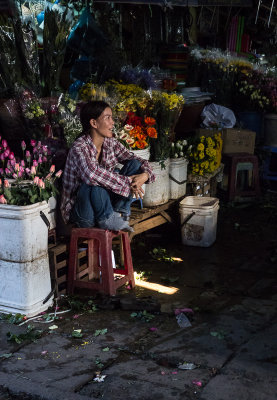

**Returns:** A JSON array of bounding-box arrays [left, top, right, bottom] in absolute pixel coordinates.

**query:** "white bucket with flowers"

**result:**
[[0, 138, 62, 317], [169, 140, 189, 200]]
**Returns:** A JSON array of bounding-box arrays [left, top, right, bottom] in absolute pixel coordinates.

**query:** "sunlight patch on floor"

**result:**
[[135, 279, 179, 295]]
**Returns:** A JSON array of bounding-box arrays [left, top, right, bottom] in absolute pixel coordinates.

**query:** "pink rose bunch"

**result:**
[[0, 138, 52, 181], [0, 137, 63, 206]]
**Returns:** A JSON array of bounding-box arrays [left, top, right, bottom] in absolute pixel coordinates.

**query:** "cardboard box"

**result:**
[[196, 128, 256, 154], [222, 128, 256, 154]]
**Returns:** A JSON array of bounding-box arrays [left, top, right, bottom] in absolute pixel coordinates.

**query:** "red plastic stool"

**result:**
[[67, 228, 135, 296], [221, 153, 260, 201]]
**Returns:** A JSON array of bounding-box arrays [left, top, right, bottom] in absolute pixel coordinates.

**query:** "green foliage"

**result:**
[[72, 329, 83, 338], [0, 313, 26, 324], [93, 328, 108, 337], [67, 296, 98, 313], [149, 247, 176, 263], [130, 310, 155, 323], [7, 325, 42, 344]]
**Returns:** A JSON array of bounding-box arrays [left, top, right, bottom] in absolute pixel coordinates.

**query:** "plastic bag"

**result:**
[[201, 103, 236, 128]]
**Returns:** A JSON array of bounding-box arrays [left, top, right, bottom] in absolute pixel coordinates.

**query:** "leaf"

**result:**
[[94, 328, 107, 337], [72, 330, 83, 338], [102, 347, 110, 352], [48, 325, 58, 330], [0, 353, 13, 359]]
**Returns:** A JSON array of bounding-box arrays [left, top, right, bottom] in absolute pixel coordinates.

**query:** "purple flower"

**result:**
[[21, 160, 25, 167], [9, 152, 14, 160], [2, 139, 7, 148], [25, 167, 30, 175], [30, 139, 36, 147], [33, 160, 38, 167], [21, 141, 26, 150]]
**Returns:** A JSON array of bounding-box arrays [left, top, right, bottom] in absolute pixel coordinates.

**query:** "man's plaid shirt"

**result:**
[[60, 134, 155, 223]]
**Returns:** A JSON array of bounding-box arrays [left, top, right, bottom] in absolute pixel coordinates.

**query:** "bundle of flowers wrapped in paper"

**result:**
[[188, 132, 223, 176], [0, 137, 62, 205], [115, 112, 157, 150]]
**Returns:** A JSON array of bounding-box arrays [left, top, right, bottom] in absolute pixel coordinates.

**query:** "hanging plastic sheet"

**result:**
[[67, 7, 108, 56]]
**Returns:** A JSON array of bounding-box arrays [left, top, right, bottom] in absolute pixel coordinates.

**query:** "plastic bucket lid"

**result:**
[[179, 196, 219, 210]]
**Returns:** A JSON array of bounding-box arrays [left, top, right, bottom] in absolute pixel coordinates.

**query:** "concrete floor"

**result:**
[[0, 192, 276, 400]]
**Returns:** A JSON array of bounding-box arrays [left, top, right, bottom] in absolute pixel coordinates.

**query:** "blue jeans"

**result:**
[[70, 159, 142, 228]]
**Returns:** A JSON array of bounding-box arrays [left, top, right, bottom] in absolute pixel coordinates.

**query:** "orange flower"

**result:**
[[133, 140, 148, 149], [130, 126, 143, 137], [146, 127, 157, 138], [144, 117, 156, 126]]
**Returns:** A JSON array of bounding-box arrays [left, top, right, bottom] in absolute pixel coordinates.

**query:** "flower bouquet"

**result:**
[[51, 94, 82, 147], [0, 137, 62, 206], [170, 139, 189, 159], [18, 90, 47, 140], [148, 90, 185, 162], [187, 132, 223, 176], [114, 112, 157, 151]]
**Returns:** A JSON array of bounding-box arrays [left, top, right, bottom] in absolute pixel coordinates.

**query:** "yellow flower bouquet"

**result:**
[[188, 132, 223, 176]]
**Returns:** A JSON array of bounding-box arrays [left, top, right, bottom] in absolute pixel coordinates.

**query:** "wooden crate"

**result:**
[[129, 200, 176, 240], [187, 164, 224, 197], [48, 240, 93, 297]]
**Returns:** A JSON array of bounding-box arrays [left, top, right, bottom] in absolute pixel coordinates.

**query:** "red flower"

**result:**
[[144, 117, 156, 126], [146, 127, 157, 138]]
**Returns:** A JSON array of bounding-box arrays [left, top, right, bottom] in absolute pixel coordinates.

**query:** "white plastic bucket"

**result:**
[[179, 196, 219, 247], [47, 196, 57, 230], [143, 159, 170, 206], [132, 147, 150, 161], [0, 201, 53, 316], [169, 157, 188, 199], [132, 148, 150, 198]]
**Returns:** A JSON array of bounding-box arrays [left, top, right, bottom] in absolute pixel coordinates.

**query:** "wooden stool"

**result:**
[[67, 228, 135, 296], [221, 153, 260, 201]]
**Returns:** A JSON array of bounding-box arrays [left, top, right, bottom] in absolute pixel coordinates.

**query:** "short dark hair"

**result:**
[[80, 100, 111, 134]]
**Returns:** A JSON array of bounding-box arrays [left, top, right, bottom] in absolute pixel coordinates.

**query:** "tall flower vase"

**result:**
[[143, 159, 170, 206], [0, 201, 53, 317]]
